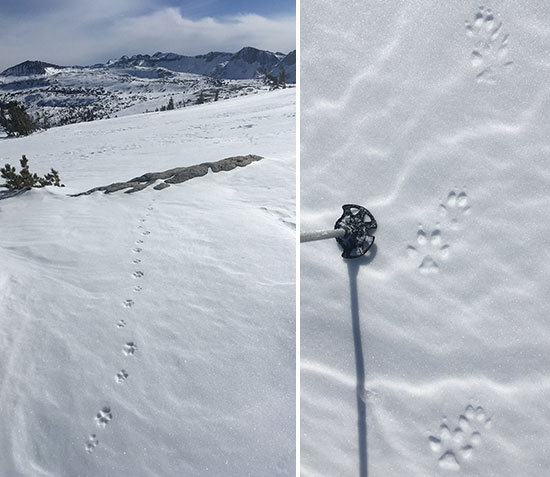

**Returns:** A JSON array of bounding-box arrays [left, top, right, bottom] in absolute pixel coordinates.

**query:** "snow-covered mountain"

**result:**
[[1, 60, 62, 77], [0, 47, 295, 132], [0, 88, 296, 476], [1, 47, 296, 82], [103, 47, 295, 82]]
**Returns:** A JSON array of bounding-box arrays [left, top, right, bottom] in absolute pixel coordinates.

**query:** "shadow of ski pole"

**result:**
[[346, 244, 377, 477]]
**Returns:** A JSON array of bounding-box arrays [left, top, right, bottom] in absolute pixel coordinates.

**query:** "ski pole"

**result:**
[[300, 228, 346, 243], [300, 204, 377, 259]]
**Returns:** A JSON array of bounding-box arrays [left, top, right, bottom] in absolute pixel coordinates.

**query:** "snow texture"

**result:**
[[0, 89, 295, 476], [301, 1, 550, 476]]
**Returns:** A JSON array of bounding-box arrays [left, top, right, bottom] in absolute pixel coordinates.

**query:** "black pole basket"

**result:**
[[334, 204, 377, 259]]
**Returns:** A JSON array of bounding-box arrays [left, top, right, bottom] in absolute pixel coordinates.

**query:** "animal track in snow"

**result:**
[[142, 230, 151, 236], [123, 299, 135, 308], [117, 319, 126, 328], [465, 6, 513, 84], [429, 405, 492, 470], [116, 369, 129, 383], [134, 285, 142, 292], [85, 434, 99, 453], [132, 258, 141, 264], [123, 342, 137, 356], [132, 247, 142, 253], [135, 239, 144, 244], [439, 191, 471, 229], [132, 271, 144, 279], [95, 407, 113, 427], [407, 225, 450, 274]]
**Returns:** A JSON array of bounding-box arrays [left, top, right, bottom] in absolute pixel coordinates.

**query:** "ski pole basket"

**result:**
[[300, 204, 377, 259]]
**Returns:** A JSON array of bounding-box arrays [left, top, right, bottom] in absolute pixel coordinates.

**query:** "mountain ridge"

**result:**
[[1, 46, 296, 82]]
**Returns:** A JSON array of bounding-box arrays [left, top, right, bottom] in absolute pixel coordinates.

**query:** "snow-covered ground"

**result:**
[[0, 89, 295, 475], [301, 1, 550, 476]]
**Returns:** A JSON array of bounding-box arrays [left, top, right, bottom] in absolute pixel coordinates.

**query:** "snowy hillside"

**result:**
[[0, 89, 295, 476], [301, 2, 550, 476]]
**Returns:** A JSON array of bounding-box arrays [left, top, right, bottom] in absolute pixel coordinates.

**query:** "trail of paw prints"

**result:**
[[439, 190, 471, 230], [465, 6, 513, 84], [428, 405, 492, 470], [84, 406, 113, 453], [407, 225, 450, 274]]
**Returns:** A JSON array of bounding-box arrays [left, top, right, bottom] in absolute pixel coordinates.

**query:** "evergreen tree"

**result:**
[[279, 68, 286, 89], [0, 155, 64, 190], [167, 96, 175, 110], [196, 92, 205, 105], [0, 102, 39, 137]]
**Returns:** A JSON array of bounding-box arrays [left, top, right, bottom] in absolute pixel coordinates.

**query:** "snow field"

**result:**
[[0, 89, 295, 476], [301, 1, 550, 476]]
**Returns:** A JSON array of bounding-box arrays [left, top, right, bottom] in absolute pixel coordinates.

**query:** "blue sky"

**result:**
[[0, 0, 295, 72]]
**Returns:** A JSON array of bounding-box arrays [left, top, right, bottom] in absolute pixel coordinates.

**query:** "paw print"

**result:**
[[94, 407, 112, 428], [85, 434, 99, 453], [123, 342, 137, 356], [407, 225, 449, 274], [428, 405, 492, 470], [439, 191, 471, 229], [116, 369, 129, 383], [465, 6, 513, 84]]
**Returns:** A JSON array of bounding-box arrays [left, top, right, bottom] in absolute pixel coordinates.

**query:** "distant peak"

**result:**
[[1, 60, 62, 76]]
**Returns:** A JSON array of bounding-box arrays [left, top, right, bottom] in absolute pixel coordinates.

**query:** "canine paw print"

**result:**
[[95, 407, 112, 428], [407, 225, 450, 274], [439, 191, 471, 229], [465, 6, 513, 84], [85, 434, 99, 453], [115, 369, 129, 383], [428, 405, 492, 470], [123, 342, 137, 356]]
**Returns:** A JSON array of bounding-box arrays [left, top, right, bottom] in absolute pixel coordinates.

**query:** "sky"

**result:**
[[0, 0, 296, 72]]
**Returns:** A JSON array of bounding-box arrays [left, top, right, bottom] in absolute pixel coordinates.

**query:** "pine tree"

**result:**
[[0, 155, 64, 190], [167, 96, 175, 110], [0, 102, 39, 137], [279, 68, 286, 89]]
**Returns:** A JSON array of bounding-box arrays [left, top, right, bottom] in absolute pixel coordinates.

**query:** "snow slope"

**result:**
[[301, 1, 550, 476], [0, 89, 295, 476]]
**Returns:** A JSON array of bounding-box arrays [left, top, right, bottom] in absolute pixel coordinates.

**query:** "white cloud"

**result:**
[[0, 5, 295, 71]]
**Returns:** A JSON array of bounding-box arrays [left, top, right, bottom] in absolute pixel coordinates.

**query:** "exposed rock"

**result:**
[[71, 154, 263, 196]]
